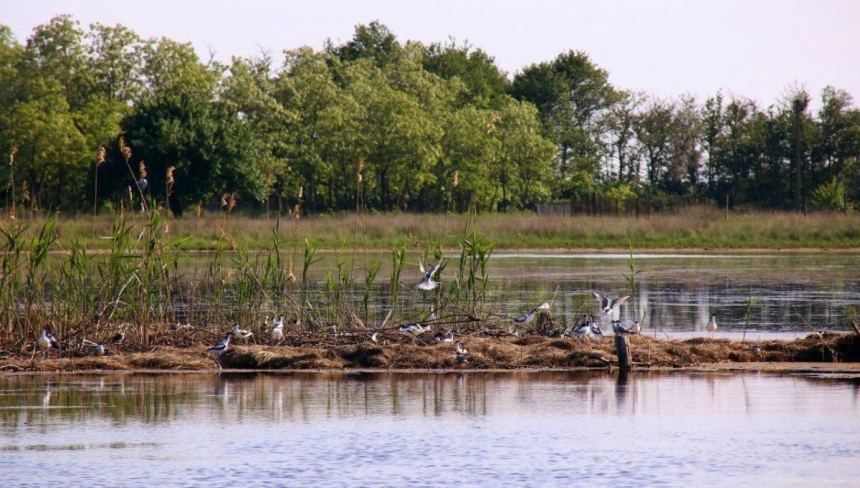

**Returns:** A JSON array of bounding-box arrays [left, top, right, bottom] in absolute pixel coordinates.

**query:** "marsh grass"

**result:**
[[10, 206, 860, 251]]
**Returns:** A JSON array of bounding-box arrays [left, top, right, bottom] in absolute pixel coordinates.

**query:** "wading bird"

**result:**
[[436, 331, 455, 343], [567, 319, 591, 340], [416, 259, 444, 290], [455, 341, 469, 355], [400, 323, 431, 343], [513, 309, 537, 326], [206, 333, 233, 369], [37, 329, 60, 358], [590, 316, 604, 336], [706, 314, 717, 336], [231, 324, 253, 342], [592, 292, 630, 318], [271, 315, 285, 344]]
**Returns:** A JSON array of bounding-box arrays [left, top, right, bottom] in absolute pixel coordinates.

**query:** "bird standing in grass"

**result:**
[[271, 315, 284, 344], [436, 331, 455, 343], [400, 323, 430, 341], [206, 333, 233, 369], [231, 324, 253, 343], [592, 292, 630, 318], [706, 314, 717, 336], [416, 259, 443, 290], [37, 329, 60, 358], [513, 309, 537, 326], [455, 341, 469, 355], [590, 316, 604, 336]]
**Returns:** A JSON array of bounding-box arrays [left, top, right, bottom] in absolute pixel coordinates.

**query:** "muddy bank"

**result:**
[[3, 332, 859, 373]]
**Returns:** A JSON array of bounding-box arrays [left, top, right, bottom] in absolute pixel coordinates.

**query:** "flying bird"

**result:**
[[416, 259, 444, 290], [592, 292, 630, 318]]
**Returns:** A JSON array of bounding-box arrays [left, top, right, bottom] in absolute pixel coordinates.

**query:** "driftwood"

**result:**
[[614, 335, 632, 370]]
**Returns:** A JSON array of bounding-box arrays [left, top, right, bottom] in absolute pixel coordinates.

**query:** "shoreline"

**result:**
[[4, 333, 858, 375]]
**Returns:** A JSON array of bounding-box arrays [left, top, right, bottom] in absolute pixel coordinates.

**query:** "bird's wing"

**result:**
[[611, 296, 631, 308], [418, 259, 426, 274], [428, 260, 443, 276], [592, 292, 609, 309]]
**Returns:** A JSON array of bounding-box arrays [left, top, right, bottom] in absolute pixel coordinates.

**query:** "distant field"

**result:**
[[10, 206, 860, 251]]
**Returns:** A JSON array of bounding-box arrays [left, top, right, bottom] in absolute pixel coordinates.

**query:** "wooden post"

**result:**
[[614, 335, 632, 370]]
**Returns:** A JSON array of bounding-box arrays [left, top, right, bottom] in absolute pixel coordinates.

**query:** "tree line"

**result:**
[[1, 16, 858, 215]]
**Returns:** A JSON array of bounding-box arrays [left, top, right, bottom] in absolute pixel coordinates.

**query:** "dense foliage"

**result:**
[[1, 16, 859, 214]]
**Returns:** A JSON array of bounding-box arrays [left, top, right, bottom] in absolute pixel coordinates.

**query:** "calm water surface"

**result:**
[[2, 372, 860, 487]]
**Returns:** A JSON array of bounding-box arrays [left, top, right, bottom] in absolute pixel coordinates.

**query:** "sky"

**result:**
[[4, 0, 859, 109]]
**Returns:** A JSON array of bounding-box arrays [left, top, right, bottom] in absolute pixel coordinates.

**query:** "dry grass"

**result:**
[[3, 332, 858, 373]]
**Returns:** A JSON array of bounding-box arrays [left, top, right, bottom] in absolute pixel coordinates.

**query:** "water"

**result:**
[[2, 372, 860, 486], [476, 252, 860, 336]]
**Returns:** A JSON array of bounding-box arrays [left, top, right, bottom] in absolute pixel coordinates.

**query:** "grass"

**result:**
[[10, 206, 860, 251], [4, 332, 858, 372]]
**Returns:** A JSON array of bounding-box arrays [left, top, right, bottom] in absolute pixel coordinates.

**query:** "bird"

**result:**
[[630, 321, 642, 334], [138, 177, 148, 192], [513, 309, 537, 326], [456, 352, 468, 363], [231, 324, 253, 342], [745, 345, 761, 353], [589, 315, 604, 336], [568, 320, 591, 340], [416, 259, 443, 290], [436, 331, 455, 343], [110, 328, 125, 345], [536, 301, 551, 311], [426, 308, 437, 322], [206, 333, 233, 369], [592, 292, 630, 318], [271, 315, 284, 344], [370, 332, 379, 343], [455, 341, 469, 355], [93, 344, 105, 357], [706, 314, 717, 336], [612, 320, 632, 335], [400, 323, 430, 342], [37, 329, 60, 358]]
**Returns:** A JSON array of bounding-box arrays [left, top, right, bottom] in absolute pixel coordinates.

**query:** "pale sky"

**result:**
[[4, 0, 860, 109]]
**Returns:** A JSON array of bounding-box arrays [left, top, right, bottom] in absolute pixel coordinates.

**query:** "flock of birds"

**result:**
[[34, 259, 721, 369]]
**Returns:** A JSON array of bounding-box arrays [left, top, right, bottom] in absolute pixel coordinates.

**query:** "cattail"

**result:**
[[96, 145, 106, 167], [292, 204, 301, 220], [220, 193, 229, 209], [10, 146, 18, 166], [228, 192, 237, 212], [166, 166, 175, 186], [298, 185, 303, 199], [357, 158, 365, 183], [21, 181, 29, 203], [138, 161, 147, 180], [119, 137, 132, 162], [451, 170, 460, 189]]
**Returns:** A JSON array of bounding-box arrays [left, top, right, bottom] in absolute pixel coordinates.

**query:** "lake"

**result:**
[[2, 371, 859, 487]]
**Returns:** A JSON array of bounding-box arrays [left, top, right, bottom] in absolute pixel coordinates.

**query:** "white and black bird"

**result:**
[[630, 320, 642, 335], [400, 323, 430, 339], [455, 340, 469, 355], [110, 328, 126, 345], [37, 329, 60, 358], [370, 332, 379, 344], [231, 324, 254, 342], [436, 331, 455, 343], [513, 309, 537, 326], [455, 351, 468, 363], [271, 315, 285, 344], [706, 314, 717, 336], [138, 177, 148, 192], [416, 259, 443, 290], [589, 315, 604, 336], [612, 320, 632, 335], [206, 333, 233, 369], [592, 292, 631, 318], [568, 320, 591, 340]]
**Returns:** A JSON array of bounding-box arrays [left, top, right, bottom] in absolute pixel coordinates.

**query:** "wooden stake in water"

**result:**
[[615, 335, 632, 371]]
